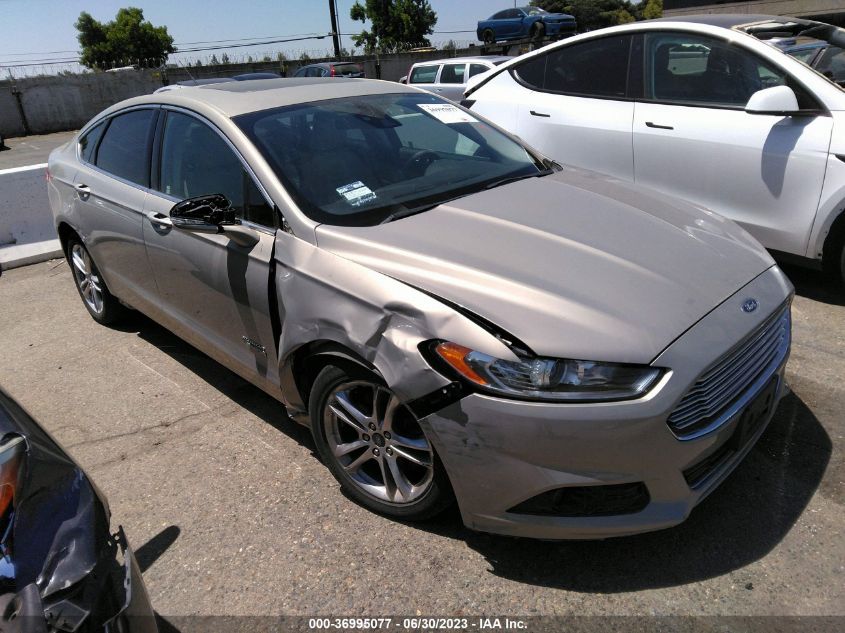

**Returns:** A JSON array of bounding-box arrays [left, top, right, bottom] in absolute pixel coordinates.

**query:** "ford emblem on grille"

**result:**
[[742, 298, 759, 313]]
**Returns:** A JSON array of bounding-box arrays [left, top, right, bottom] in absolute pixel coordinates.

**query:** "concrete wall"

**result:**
[[0, 164, 62, 271], [664, 0, 845, 23], [0, 46, 494, 139], [0, 164, 53, 247], [0, 70, 163, 138]]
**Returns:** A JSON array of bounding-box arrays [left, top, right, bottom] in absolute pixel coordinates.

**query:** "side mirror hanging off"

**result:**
[[169, 194, 235, 232]]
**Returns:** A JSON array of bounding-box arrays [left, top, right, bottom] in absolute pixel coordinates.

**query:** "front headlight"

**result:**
[[433, 342, 662, 402]]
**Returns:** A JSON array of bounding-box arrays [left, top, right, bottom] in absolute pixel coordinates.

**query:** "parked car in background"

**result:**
[[779, 40, 845, 86], [0, 388, 156, 632], [405, 56, 511, 100], [293, 62, 364, 78], [232, 72, 282, 81], [154, 77, 232, 93], [465, 14, 845, 283], [477, 6, 576, 44], [47, 78, 792, 539]]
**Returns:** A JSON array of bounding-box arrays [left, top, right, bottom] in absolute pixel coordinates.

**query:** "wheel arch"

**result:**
[[56, 221, 80, 256], [280, 340, 385, 421], [820, 202, 845, 276]]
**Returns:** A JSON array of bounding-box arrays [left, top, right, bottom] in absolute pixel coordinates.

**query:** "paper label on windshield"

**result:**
[[417, 103, 478, 124], [336, 181, 377, 207]]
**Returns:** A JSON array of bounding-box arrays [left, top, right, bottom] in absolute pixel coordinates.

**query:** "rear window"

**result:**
[[410, 65, 439, 84], [95, 109, 156, 186], [334, 64, 363, 77]]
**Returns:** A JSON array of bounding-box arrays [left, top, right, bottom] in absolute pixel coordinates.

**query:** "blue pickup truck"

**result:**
[[477, 6, 576, 44]]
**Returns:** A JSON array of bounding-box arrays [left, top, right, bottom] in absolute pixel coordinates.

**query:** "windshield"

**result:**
[[235, 92, 544, 226], [525, 7, 548, 16]]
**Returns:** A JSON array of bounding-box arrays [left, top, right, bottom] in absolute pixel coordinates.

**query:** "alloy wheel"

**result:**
[[323, 380, 434, 505], [70, 243, 104, 315]]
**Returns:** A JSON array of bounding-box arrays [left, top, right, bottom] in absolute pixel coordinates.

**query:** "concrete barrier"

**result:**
[[0, 164, 62, 272]]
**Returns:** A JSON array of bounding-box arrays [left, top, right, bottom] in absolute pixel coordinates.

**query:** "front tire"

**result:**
[[309, 364, 452, 520], [66, 237, 123, 325], [531, 22, 545, 40], [482, 29, 495, 45]]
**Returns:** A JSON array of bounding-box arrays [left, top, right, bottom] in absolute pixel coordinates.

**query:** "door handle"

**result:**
[[645, 121, 674, 130], [145, 211, 173, 229], [74, 184, 91, 198], [529, 110, 551, 118]]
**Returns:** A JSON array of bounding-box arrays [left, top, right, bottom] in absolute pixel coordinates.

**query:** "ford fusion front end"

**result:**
[[420, 268, 792, 539]]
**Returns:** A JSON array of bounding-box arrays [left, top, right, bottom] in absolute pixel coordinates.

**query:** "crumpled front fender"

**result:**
[[272, 232, 514, 413]]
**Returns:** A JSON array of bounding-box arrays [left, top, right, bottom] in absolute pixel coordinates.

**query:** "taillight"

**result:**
[[330, 66, 336, 77], [45, 167, 52, 182]]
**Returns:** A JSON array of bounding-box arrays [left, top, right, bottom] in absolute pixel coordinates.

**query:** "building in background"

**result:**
[[663, 1, 845, 26]]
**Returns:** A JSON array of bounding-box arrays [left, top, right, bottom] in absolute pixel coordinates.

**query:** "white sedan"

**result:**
[[464, 14, 845, 282]]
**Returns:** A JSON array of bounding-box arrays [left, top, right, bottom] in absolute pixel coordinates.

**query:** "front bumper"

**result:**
[[21, 529, 158, 633], [421, 266, 793, 539], [544, 20, 577, 36]]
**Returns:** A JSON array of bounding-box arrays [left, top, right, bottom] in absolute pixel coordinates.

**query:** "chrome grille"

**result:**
[[668, 306, 790, 439]]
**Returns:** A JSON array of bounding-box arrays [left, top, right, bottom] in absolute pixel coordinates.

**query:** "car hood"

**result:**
[[315, 169, 774, 364]]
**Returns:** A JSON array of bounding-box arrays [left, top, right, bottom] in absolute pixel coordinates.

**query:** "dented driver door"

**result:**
[[141, 108, 280, 389]]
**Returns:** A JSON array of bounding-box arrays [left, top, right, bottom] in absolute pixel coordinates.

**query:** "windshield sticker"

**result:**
[[417, 103, 478, 124], [336, 181, 377, 207]]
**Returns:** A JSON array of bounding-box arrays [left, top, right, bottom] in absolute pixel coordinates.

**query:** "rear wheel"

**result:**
[[309, 364, 452, 520], [67, 237, 123, 325], [482, 29, 495, 45]]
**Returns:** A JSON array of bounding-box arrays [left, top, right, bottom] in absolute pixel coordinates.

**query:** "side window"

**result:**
[[544, 35, 631, 97], [409, 65, 438, 84], [513, 36, 631, 98], [158, 112, 275, 228], [789, 48, 821, 65], [491, 11, 506, 19], [293, 67, 306, 77], [469, 63, 491, 78], [79, 121, 106, 164], [95, 109, 156, 186], [440, 64, 466, 84], [644, 32, 803, 108], [513, 54, 547, 89], [816, 45, 845, 85]]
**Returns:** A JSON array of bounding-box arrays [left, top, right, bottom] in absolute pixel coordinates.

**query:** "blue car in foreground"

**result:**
[[477, 6, 576, 44]]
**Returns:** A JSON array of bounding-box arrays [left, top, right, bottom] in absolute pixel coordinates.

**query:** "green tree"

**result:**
[[642, 0, 663, 20], [349, 0, 437, 53], [531, 0, 639, 32], [221, 53, 231, 64], [210, 54, 220, 65], [75, 7, 174, 69]]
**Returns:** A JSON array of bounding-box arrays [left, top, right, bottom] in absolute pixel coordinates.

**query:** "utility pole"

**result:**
[[328, 0, 342, 58]]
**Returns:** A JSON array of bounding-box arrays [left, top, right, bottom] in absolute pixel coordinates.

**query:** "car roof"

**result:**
[[413, 56, 513, 66], [110, 77, 419, 119], [651, 13, 821, 34], [304, 61, 360, 68]]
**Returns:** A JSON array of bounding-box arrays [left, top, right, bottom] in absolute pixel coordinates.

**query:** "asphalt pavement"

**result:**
[[0, 257, 842, 623]]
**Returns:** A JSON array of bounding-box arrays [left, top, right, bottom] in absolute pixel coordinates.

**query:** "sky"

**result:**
[[0, 0, 520, 75]]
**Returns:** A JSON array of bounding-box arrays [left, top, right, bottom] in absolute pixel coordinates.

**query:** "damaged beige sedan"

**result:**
[[47, 78, 793, 539]]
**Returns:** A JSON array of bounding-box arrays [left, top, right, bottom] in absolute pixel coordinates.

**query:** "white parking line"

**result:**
[[0, 163, 48, 176]]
